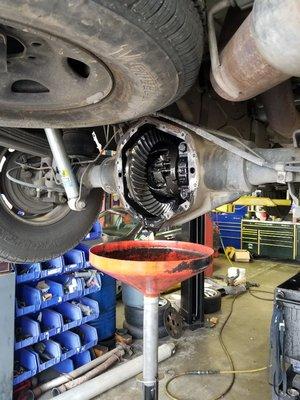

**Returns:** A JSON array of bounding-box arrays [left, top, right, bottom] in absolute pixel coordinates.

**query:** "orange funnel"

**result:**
[[90, 240, 214, 297]]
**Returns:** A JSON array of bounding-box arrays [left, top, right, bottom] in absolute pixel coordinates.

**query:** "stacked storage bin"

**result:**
[[88, 273, 116, 342], [78, 230, 117, 342], [14, 240, 101, 385]]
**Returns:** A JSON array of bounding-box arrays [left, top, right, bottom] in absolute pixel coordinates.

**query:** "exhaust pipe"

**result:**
[[209, 0, 300, 102]]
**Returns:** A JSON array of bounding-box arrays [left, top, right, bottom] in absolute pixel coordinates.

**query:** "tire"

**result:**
[[123, 320, 168, 339], [124, 299, 171, 328], [0, 187, 103, 263], [0, 0, 203, 128], [204, 289, 222, 314]]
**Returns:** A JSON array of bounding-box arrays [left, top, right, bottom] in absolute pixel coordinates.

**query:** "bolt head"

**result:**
[[178, 142, 187, 152], [77, 200, 86, 209]]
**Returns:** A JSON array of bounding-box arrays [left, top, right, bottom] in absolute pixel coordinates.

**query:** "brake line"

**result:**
[[6, 165, 65, 193]]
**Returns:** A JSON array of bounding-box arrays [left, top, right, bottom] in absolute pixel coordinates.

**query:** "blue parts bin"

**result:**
[[73, 324, 98, 352], [41, 257, 64, 278], [55, 331, 81, 360], [72, 350, 91, 368], [84, 221, 102, 240], [15, 247, 89, 290], [15, 317, 40, 351], [30, 340, 62, 372], [76, 270, 102, 296], [16, 285, 42, 317], [37, 280, 64, 309], [75, 243, 91, 267], [80, 239, 117, 342], [88, 274, 116, 341], [74, 297, 99, 324], [14, 240, 104, 385], [94, 308, 117, 342], [35, 309, 62, 341], [55, 302, 82, 331], [14, 349, 38, 386], [15, 263, 41, 284], [94, 283, 116, 311], [64, 249, 86, 272], [13, 222, 112, 386], [52, 275, 83, 301], [54, 358, 74, 374], [99, 273, 116, 288]]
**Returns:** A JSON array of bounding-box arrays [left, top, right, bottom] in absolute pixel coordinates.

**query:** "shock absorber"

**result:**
[[44, 128, 85, 211]]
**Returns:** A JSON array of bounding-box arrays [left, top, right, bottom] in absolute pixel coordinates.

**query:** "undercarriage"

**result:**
[[0, 0, 299, 263]]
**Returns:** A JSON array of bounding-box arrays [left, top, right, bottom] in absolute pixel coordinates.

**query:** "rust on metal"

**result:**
[[211, 15, 288, 102], [90, 240, 213, 297]]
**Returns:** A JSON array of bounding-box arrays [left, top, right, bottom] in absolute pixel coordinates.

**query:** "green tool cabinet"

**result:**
[[241, 220, 300, 261]]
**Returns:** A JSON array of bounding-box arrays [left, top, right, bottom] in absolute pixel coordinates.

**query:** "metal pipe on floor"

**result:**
[[53, 350, 124, 394], [143, 296, 159, 400], [28, 345, 126, 399], [53, 343, 175, 400]]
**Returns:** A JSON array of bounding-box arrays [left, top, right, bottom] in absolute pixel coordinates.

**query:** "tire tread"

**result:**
[[103, 0, 203, 99]]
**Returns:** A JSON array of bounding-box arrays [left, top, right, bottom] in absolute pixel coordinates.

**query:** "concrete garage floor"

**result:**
[[95, 256, 299, 400]]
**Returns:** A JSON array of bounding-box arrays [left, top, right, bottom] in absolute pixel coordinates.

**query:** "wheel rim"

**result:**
[[0, 20, 113, 113], [0, 149, 70, 226]]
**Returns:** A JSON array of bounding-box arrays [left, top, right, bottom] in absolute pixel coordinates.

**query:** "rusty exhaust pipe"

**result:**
[[209, 0, 300, 102]]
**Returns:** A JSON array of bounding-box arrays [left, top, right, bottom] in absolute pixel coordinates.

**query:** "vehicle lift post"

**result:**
[[181, 216, 206, 328]]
